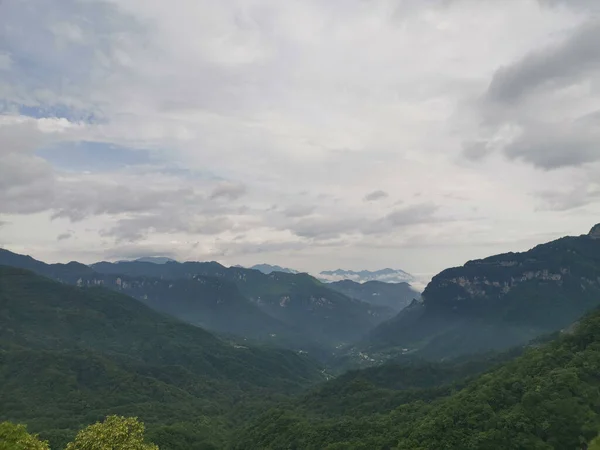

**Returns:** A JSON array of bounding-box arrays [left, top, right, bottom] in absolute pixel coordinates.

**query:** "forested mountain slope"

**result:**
[[233, 304, 600, 449], [91, 259, 395, 344], [0, 249, 299, 347], [355, 225, 600, 361], [0, 266, 324, 448], [0, 249, 392, 349]]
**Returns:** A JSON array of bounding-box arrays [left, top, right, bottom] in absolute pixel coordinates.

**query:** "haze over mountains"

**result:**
[[4, 223, 600, 367], [319, 268, 416, 284], [345, 224, 600, 365], [327, 280, 420, 312], [222, 263, 421, 287], [0, 249, 396, 357], [4, 225, 600, 448]]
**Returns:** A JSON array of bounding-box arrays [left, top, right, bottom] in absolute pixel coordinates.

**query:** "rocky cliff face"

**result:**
[[360, 226, 600, 360], [424, 263, 573, 310], [422, 231, 600, 313]]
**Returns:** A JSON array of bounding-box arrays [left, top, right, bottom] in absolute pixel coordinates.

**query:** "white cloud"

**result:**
[[1, 0, 600, 278]]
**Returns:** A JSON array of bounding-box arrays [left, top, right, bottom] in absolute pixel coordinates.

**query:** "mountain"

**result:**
[[233, 303, 600, 449], [90, 260, 395, 346], [0, 249, 299, 347], [0, 265, 325, 448], [249, 264, 299, 275], [133, 256, 176, 264], [356, 224, 600, 362], [319, 268, 415, 284], [0, 249, 394, 349], [327, 280, 420, 311]]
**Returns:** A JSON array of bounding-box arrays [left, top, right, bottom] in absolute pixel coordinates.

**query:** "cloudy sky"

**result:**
[[1, 0, 600, 280]]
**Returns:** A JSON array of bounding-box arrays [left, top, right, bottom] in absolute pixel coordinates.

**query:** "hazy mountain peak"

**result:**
[[113, 256, 177, 264], [133, 256, 177, 264], [248, 264, 299, 275], [590, 224, 600, 238], [319, 268, 415, 284]]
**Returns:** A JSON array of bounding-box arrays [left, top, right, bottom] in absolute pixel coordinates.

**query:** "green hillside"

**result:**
[[0, 266, 324, 448], [0, 249, 393, 350], [91, 260, 394, 345], [233, 305, 600, 449]]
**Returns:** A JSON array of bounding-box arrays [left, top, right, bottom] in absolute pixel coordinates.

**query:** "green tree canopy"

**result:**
[[65, 416, 158, 450], [0, 422, 49, 450]]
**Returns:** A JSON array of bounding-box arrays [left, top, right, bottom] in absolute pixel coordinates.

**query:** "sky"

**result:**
[[1, 0, 600, 281]]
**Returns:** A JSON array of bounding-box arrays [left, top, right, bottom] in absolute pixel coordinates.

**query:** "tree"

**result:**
[[0, 422, 49, 450], [65, 416, 158, 450]]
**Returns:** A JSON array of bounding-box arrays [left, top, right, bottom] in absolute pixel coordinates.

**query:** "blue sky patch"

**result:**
[[36, 141, 154, 172]]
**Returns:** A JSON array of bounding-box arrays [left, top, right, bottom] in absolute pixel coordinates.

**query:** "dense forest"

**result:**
[[233, 306, 600, 448], [0, 266, 324, 448]]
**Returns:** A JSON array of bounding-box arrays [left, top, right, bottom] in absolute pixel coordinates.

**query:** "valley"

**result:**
[[3, 225, 600, 448]]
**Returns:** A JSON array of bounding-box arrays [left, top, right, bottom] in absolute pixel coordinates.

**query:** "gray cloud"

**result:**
[[286, 203, 440, 240], [100, 213, 239, 243], [504, 120, 600, 169], [363, 190, 389, 202], [486, 20, 600, 104], [363, 203, 440, 235], [462, 140, 493, 161], [51, 184, 203, 222], [536, 188, 600, 211], [282, 204, 315, 218], [535, 174, 600, 210], [57, 232, 72, 241], [539, 0, 600, 11], [209, 182, 247, 201], [290, 216, 364, 240]]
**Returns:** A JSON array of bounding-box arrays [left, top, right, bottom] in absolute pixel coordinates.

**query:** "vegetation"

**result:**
[[90, 259, 395, 345], [233, 305, 600, 449], [0, 266, 323, 448], [65, 416, 157, 450], [1, 417, 156, 450], [0, 422, 49, 450], [0, 249, 393, 352]]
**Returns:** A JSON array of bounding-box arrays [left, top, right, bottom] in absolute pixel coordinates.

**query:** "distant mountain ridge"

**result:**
[[248, 264, 299, 274], [319, 268, 415, 284], [133, 256, 176, 264], [90, 259, 395, 347], [352, 224, 600, 362], [327, 280, 420, 312], [0, 249, 395, 353]]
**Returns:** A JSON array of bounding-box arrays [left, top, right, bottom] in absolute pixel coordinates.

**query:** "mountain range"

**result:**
[[318, 268, 416, 284], [326, 280, 420, 311], [347, 224, 600, 364], [0, 250, 395, 355], [0, 265, 324, 448], [248, 264, 299, 275], [5, 225, 600, 448]]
